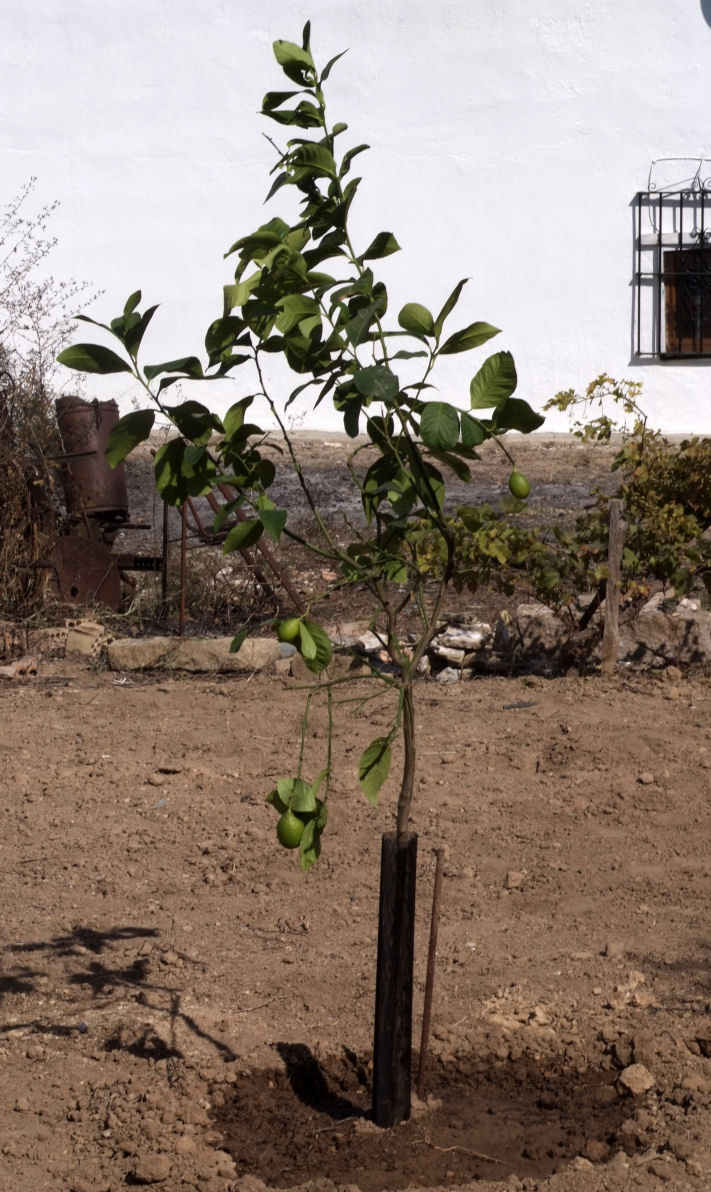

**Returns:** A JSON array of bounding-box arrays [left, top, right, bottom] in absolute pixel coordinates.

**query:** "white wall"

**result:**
[[4, 0, 711, 433]]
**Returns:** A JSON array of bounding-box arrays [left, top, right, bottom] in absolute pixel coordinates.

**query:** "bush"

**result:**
[[0, 181, 94, 616], [418, 375, 711, 621]]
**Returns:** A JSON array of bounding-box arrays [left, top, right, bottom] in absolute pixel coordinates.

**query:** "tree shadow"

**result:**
[[273, 1041, 364, 1121], [702, 1, 711, 29], [1, 923, 237, 1062], [629, 939, 711, 1001], [0, 966, 43, 996], [8, 924, 160, 960]]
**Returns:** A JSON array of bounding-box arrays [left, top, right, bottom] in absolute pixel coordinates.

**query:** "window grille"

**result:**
[[634, 159, 711, 359]]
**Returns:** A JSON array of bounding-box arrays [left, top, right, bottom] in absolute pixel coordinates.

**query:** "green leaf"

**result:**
[[398, 302, 435, 338], [290, 143, 336, 177], [433, 278, 468, 341], [320, 48, 348, 82], [311, 768, 328, 799], [457, 504, 485, 531], [359, 738, 392, 806], [223, 519, 264, 553], [229, 630, 250, 654], [272, 38, 315, 85], [144, 356, 204, 382], [339, 144, 369, 178], [426, 448, 472, 483], [300, 618, 333, 674], [181, 443, 218, 497], [297, 621, 317, 661], [205, 315, 246, 362], [153, 439, 187, 505], [222, 396, 254, 440], [354, 366, 399, 403], [276, 294, 321, 335], [344, 300, 383, 348], [299, 808, 327, 873], [57, 343, 132, 375], [124, 290, 142, 317], [420, 401, 460, 451], [492, 397, 545, 434], [123, 304, 159, 359], [258, 504, 288, 541], [276, 776, 297, 802], [460, 411, 487, 448], [290, 782, 317, 815], [105, 409, 156, 468], [266, 785, 290, 815], [166, 400, 223, 445], [360, 231, 400, 262], [262, 90, 301, 112], [440, 322, 500, 355], [470, 351, 518, 409]]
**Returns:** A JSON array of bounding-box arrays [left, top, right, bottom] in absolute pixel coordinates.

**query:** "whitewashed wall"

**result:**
[[4, 0, 711, 433]]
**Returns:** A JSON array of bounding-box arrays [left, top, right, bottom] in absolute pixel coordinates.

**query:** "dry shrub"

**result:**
[[0, 181, 95, 616]]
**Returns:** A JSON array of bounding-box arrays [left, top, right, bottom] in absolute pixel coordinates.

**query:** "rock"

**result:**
[[582, 1139, 609, 1162], [504, 870, 526, 890], [435, 667, 460, 683], [637, 771, 655, 785], [619, 606, 711, 667], [432, 644, 466, 664], [434, 624, 492, 650], [132, 1153, 172, 1184], [679, 1071, 711, 1093], [69, 1172, 110, 1192], [603, 939, 625, 958], [618, 1063, 655, 1096], [569, 1156, 594, 1171], [107, 635, 281, 673], [647, 1157, 679, 1181], [495, 603, 571, 662]]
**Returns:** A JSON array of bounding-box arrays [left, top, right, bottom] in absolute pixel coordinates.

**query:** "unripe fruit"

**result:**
[[277, 617, 301, 643], [276, 809, 305, 849], [508, 469, 531, 499]]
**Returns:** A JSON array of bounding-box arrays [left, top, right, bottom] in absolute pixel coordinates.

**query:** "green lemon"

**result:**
[[508, 469, 531, 500], [276, 810, 305, 849], [277, 617, 301, 643]]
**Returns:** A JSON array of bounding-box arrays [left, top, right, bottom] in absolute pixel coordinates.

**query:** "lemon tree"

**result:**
[[58, 23, 543, 1124]]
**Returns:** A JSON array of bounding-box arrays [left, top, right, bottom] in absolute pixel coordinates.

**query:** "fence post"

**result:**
[[601, 499, 626, 675]]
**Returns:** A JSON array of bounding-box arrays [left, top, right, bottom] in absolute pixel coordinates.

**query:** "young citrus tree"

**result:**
[[59, 24, 543, 1122]]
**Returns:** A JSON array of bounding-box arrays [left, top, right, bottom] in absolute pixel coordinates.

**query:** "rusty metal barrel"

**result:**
[[55, 395, 128, 521]]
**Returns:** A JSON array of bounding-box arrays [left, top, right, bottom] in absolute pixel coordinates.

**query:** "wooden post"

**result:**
[[372, 831, 417, 1127], [179, 502, 187, 637], [601, 498, 626, 675]]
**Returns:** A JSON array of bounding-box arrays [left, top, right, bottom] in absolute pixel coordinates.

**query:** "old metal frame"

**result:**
[[635, 177, 711, 359]]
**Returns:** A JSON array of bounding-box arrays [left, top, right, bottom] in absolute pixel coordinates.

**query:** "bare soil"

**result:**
[[2, 436, 711, 1192]]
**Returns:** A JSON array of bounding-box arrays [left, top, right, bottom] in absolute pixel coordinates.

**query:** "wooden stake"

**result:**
[[601, 498, 626, 675], [416, 846, 445, 1100], [372, 830, 417, 1127], [179, 501, 187, 637]]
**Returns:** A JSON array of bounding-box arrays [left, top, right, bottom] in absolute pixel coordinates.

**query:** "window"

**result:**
[[634, 159, 711, 359], [662, 248, 711, 356]]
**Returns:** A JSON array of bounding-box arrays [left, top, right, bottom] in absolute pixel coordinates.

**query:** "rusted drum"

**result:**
[[47, 537, 122, 610], [55, 395, 128, 520]]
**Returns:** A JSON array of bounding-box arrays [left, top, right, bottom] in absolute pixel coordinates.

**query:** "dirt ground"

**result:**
[[2, 436, 711, 1192]]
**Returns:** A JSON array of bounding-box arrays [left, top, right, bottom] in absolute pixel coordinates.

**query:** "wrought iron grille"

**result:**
[[635, 160, 711, 359]]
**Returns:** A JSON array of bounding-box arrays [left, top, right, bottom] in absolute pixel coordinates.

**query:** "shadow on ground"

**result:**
[[214, 1044, 631, 1189]]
